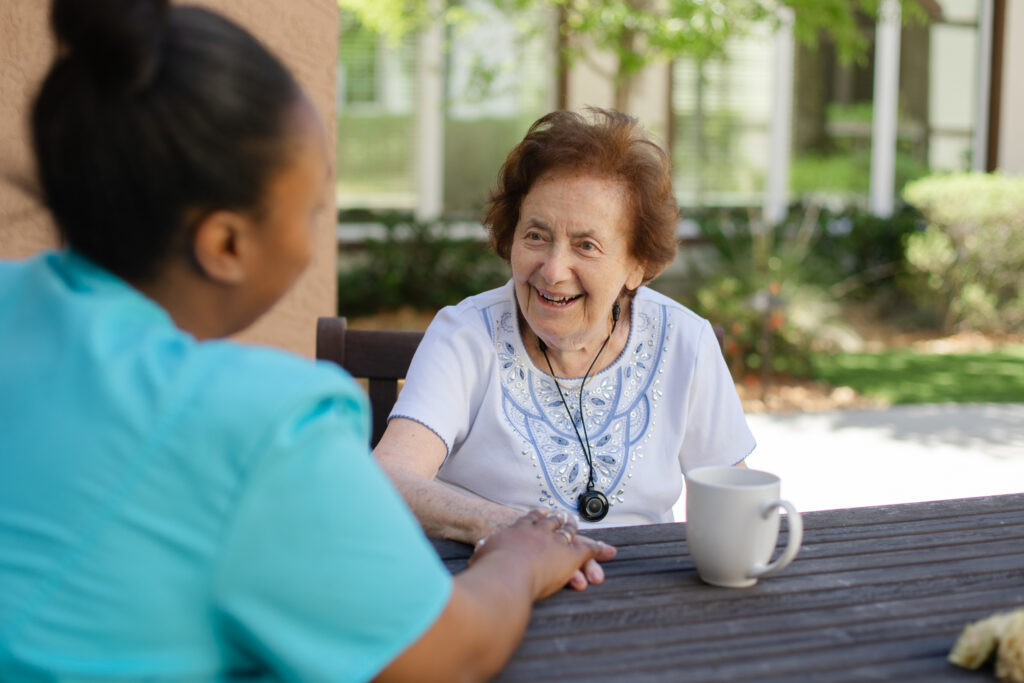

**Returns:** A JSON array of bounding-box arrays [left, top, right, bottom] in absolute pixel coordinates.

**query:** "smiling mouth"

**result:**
[[538, 290, 582, 307]]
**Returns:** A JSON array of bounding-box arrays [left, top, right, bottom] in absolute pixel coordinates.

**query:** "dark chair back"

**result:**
[[713, 325, 725, 355], [316, 316, 424, 447]]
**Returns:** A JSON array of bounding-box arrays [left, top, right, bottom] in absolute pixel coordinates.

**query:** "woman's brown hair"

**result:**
[[484, 108, 678, 286]]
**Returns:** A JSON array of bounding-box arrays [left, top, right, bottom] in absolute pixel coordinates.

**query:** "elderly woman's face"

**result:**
[[511, 172, 645, 352]]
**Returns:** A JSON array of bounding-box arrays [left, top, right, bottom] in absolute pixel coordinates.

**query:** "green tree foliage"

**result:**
[[338, 0, 920, 106]]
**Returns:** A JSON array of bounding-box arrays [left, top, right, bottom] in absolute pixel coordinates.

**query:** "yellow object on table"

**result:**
[[950, 610, 1024, 682]]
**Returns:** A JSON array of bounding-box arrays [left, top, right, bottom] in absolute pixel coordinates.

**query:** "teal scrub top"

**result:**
[[0, 251, 452, 682]]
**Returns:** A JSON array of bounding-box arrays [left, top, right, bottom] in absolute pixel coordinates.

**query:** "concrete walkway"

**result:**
[[672, 403, 1024, 520]]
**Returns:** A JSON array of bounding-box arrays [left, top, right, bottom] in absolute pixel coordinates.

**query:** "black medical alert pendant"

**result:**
[[542, 301, 621, 526], [578, 490, 610, 522]]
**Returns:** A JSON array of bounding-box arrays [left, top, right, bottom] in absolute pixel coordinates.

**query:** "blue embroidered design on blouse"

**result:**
[[486, 302, 667, 511]]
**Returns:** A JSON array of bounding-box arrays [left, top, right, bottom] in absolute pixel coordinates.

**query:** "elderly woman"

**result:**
[[376, 108, 754, 544]]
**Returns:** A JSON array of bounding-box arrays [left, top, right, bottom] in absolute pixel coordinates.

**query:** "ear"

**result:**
[[625, 258, 646, 291], [191, 210, 255, 285]]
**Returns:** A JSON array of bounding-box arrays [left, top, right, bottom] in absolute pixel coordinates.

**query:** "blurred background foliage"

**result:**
[[902, 173, 1024, 335], [336, 211, 507, 317], [442, 117, 539, 216], [333, 0, 1021, 397], [676, 201, 921, 380], [338, 0, 924, 111], [811, 345, 1024, 404], [336, 171, 1024, 391]]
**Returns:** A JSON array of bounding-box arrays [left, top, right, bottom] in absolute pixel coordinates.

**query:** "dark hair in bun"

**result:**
[[52, 0, 169, 95], [32, 0, 303, 281]]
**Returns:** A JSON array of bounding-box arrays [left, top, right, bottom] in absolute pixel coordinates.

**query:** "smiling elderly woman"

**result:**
[[375, 108, 754, 544]]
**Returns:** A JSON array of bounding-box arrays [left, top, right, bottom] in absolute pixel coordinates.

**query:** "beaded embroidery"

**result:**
[[483, 302, 667, 512]]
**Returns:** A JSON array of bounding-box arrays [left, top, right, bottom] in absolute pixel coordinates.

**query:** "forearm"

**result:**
[[451, 551, 537, 677], [376, 506, 614, 683], [380, 462, 521, 544], [374, 550, 536, 683]]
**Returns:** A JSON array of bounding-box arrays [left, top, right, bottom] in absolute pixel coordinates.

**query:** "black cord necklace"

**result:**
[[538, 300, 620, 521]]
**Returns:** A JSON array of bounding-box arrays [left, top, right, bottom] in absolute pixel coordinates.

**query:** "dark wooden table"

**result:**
[[432, 493, 1024, 681]]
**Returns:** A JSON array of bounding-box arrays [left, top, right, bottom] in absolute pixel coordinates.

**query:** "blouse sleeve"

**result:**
[[213, 382, 452, 682], [390, 304, 491, 455], [678, 320, 756, 471]]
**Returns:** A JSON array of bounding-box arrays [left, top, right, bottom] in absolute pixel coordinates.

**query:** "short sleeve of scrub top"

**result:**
[[213, 380, 453, 683]]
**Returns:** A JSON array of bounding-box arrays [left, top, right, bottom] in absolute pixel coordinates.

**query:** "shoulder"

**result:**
[[634, 286, 713, 341], [423, 280, 515, 346], [433, 281, 513, 328], [0, 250, 70, 297], [0, 253, 32, 281], [396, 283, 513, 433], [458, 280, 515, 311], [0, 256, 32, 304], [196, 342, 365, 421], [170, 342, 370, 469]]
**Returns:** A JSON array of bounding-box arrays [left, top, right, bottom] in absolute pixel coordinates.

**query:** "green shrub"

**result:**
[[683, 206, 860, 382], [680, 201, 926, 382], [811, 203, 923, 305], [686, 203, 921, 296], [337, 215, 509, 317], [902, 173, 1024, 334]]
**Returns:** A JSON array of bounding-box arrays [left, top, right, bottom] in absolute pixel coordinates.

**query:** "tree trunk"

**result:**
[[556, 4, 568, 110], [793, 36, 831, 153], [614, 76, 632, 112]]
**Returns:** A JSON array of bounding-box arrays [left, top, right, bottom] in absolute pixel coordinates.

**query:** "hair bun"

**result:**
[[51, 0, 169, 95]]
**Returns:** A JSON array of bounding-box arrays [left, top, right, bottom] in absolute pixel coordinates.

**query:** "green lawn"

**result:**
[[811, 345, 1024, 404]]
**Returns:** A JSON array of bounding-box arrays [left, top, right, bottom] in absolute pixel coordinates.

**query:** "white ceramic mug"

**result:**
[[684, 466, 803, 588]]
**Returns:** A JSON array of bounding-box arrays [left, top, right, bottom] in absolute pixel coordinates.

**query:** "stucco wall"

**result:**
[[0, 0, 338, 358], [0, 1, 58, 259]]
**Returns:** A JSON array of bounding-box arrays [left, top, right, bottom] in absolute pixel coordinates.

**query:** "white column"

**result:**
[[972, 0, 994, 172], [763, 7, 795, 227], [869, 0, 901, 218], [415, 4, 445, 222]]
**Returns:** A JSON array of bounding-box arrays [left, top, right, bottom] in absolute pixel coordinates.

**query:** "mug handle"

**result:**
[[748, 499, 803, 579]]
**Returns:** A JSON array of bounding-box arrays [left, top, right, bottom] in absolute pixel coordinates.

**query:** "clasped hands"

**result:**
[[468, 508, 617, 597]]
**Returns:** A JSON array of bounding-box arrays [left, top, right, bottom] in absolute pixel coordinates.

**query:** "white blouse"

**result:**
[[390, 281, 756, 527]]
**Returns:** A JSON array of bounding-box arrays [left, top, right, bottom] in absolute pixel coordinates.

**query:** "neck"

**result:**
[[131, 261, 252, 340], [529, 300, 630, 378]]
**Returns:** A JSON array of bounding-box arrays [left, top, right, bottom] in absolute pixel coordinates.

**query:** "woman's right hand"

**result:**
[[467, 508, 617, 601]]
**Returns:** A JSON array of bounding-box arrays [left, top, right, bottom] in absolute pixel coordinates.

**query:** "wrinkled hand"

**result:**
[[468, 508, 617, 600]]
